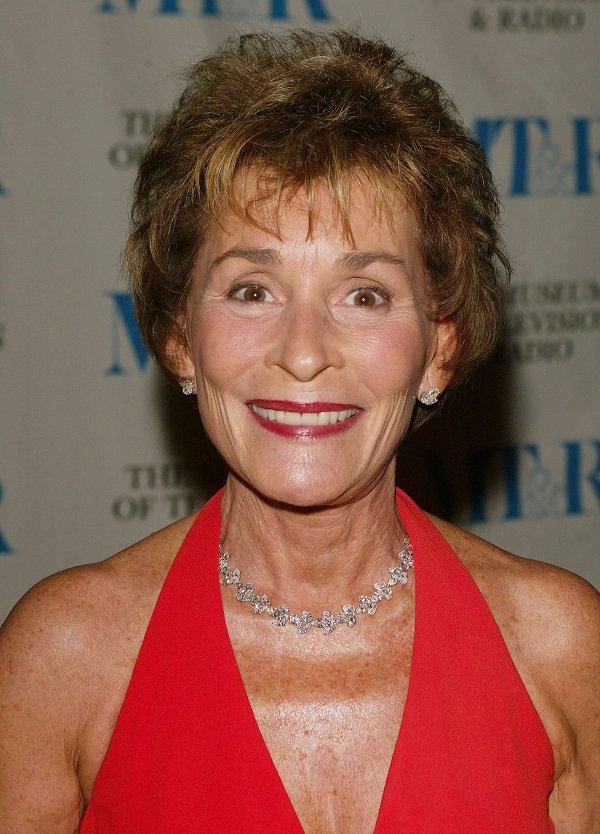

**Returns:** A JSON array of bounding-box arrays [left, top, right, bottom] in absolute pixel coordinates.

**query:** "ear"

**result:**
[[419, 317, 457, 398], [165, 321, 195, 381]]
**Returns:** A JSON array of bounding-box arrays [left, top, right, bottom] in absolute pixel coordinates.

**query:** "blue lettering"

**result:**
[[474, 116, 550, 196], [466, 446, 499, 523], [564, 439, 600, 514], [96, 0, 182, 12], [472, 117, 506, 161], [0, 481, 14, 555], [106, 291, 151, 374], [270, 0, 331, 19], [465, 444, 543, 522], [572, 117, 600, 196], [502, 443, 543, 519], [411, 440, 600, 523], [475, 116, 600, 197], [96, 0, 331, 17], [573, 119, 591, 195], [564, 440, 583, 514], [586, 441, 600, 505]]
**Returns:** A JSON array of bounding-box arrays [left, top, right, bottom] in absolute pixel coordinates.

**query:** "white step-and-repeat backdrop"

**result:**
[[2, 0, 599, 620]]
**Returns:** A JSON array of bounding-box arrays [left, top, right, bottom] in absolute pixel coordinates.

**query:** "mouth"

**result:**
[[248, 403, 359, 426], [246, 400, 362, 437]]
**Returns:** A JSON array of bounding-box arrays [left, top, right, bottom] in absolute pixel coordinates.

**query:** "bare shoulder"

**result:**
[[0, 511, 199, 712], [429, 515, 600, 831], [0, 513, 196, 833], [427, 514, 600, 653], [1, 511, 197, 651]]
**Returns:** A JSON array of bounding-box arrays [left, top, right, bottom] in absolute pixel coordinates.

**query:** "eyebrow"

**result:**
[[209, 247, 281, 274], [209, 247, 405, 274], [335, 252, 406, 270]]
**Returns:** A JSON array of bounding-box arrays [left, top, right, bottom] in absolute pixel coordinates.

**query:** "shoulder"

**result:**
[[1, 511, 198, 671], [427, 514, 600, 657], [429, 515, 600, 824], [3, 511, 196, 629], [0, 514, 197, 830]]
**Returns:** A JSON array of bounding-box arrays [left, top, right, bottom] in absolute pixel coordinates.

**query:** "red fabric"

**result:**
[[81, 489, 554, 833]]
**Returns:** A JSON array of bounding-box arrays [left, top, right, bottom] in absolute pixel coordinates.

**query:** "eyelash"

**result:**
[[227, 283, 273, 303], [346, 285, 392, 306], [225, 282, 392, 306]]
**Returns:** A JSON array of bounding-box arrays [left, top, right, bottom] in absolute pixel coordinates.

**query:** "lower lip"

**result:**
[[247, 406, 362, 438]]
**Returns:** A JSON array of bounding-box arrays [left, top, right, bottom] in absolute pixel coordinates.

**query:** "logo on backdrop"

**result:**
[[433, 0, 590, 34], [106, 291, 150, 375], [423, 439, 600, 524], [96, 0, 333, 21], [498, 279, 600, 365], [110, 462, 203, 522], [108, 110, 164, 171], [0, 481, 14, 555], [473, 116, 600, 197], [108, 112, 600, 194], [108, 442, 600, 527], [107, 444, 600, 526], [107, 101, 600, 200]]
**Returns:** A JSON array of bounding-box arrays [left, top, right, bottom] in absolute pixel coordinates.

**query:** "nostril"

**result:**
[[266, 310, 340, 381]]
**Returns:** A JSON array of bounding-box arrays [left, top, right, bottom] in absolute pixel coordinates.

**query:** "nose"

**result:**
[[266, 300, 343, 382]]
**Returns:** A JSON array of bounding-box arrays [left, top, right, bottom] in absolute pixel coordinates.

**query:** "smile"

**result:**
[[248, 404, 359, 426], [246, 400, 362, 438]]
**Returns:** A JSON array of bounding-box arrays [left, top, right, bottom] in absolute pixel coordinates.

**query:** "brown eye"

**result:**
[[243, 285, 266, 303], [229, 284, 273, 303], [354, 290, 376, 307], [345, 285, 390, 308]]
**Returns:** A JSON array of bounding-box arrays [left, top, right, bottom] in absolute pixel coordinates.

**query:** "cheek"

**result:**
[[192, 308, 263, 385], [351, 319, 429, 393]]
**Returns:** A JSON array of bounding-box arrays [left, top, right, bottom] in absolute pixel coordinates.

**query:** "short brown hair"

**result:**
[[126, 29, 509, 390]]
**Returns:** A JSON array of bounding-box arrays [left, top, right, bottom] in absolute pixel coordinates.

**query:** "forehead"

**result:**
[[202, 175, 419, 261]]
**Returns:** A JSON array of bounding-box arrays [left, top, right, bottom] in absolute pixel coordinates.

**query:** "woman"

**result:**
[[1, 31, 599, 833]]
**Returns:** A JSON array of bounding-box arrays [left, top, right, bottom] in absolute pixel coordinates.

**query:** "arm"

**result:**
[[547, 573, 600, 832], [0, 519, 188, 832], [430, 516, 600, 830], [0, 573, 92, 833]]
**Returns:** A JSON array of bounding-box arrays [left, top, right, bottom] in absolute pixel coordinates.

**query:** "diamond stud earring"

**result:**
[[180, 378, 196, 396], [418, 387, 440, 406]]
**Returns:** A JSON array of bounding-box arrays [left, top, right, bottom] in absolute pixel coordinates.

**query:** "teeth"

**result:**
[[250, 405, 359, 426]]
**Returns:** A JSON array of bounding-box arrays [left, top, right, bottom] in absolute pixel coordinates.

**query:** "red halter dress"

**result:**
[[81, 489, 555, 833]]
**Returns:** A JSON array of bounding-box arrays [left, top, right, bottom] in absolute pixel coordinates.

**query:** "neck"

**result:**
[[219, 464, 406, 611]]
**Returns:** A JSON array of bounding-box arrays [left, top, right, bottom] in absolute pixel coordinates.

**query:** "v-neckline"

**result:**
[[83, 488, 556, 833], [215, 499, 418, 834]]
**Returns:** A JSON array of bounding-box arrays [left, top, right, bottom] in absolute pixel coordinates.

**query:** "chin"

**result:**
[[236, 467, 354, 511]]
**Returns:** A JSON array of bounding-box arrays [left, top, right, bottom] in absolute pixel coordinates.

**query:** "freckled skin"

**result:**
[[222, 586, 415, 833], [0, 185, 599, 833]]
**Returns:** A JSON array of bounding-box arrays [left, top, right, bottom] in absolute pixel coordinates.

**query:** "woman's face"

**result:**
[[181, 183, 452, 508]]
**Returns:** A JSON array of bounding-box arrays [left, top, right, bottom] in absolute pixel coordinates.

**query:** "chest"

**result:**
[[78, 562, 556, 834], [227, 612, 414, 834]]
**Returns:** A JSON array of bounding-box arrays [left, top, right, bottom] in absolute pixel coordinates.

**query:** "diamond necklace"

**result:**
[[218, 536, 414, 635]]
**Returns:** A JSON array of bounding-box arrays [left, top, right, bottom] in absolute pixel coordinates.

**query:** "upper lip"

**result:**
[[247, 399, 361, 413]]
